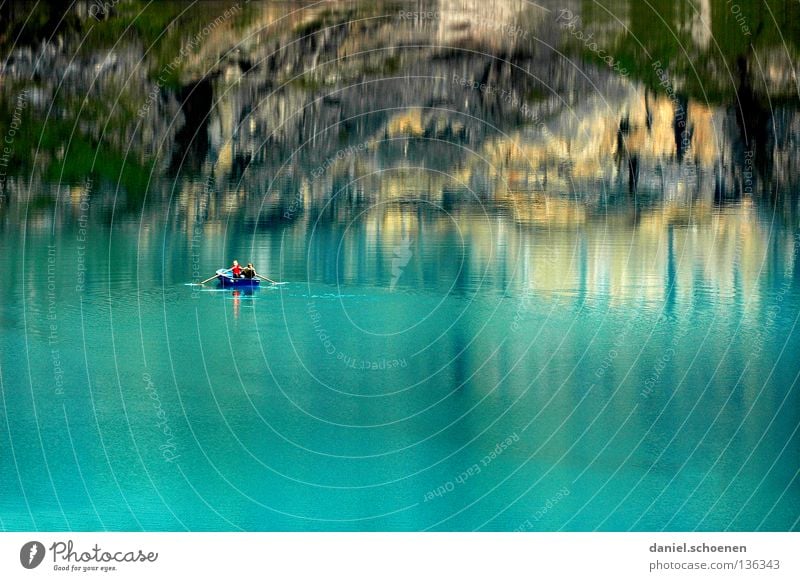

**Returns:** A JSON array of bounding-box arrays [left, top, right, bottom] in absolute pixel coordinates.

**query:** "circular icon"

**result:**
[[20, 541, 45, 569]]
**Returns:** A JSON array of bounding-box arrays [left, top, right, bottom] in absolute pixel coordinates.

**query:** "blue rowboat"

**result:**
[[216, 269, 261, 288]]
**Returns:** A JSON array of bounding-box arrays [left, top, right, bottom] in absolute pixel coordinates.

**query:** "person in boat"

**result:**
[[242, 263, 256, 279], [230, 260, 242, 278]]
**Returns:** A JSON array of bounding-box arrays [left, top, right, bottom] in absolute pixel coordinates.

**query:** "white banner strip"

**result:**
[[1, 533, 797, 580]]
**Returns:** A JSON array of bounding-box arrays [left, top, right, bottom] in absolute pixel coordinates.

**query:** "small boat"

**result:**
[[215, 269, 261, 288]]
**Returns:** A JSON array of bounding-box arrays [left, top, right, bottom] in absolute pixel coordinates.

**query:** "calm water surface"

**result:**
[[0, 0, 799, 531], [2, 193, 798, 531]]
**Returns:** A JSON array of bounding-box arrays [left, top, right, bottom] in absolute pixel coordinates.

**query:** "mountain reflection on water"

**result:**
[[1, 1, 798, 297], [1, 0, 799, 202], [0, 0, 799, 532]]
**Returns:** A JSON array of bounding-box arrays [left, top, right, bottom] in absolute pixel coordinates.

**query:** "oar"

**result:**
[[255, 273, 280, 284], [198, 273, 220, 285]]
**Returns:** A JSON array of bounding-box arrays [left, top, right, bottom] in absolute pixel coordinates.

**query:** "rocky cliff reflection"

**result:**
[[1, 0, 799, 301], [1, 1, 800, 532], [1, 1, 798, 196], [7, 173, 797, 323]]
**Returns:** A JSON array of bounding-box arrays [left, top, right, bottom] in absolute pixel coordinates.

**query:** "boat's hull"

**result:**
[[216, 269, 260, 288]]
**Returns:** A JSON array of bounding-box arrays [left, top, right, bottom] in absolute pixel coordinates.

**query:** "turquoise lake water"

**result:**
[[1, 193, 799, 531], [0, 0, 799, 532]]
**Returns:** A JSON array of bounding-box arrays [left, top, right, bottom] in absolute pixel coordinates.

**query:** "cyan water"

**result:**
[[1, 193, 798, 531], [1, 0, 799, 532]]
